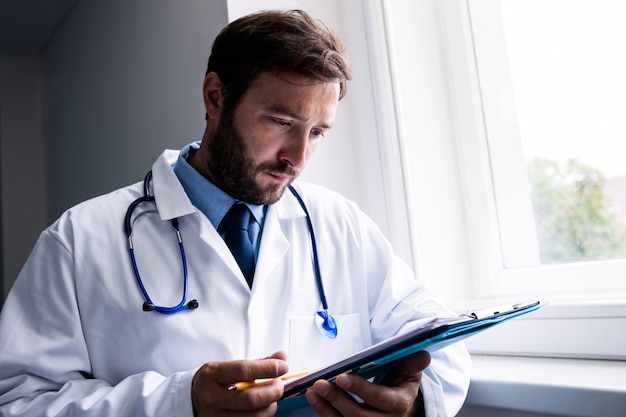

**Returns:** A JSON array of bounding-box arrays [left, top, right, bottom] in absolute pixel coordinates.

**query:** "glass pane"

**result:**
[[473, 0, 626, 266]]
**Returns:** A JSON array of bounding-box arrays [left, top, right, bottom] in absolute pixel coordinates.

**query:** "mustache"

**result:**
[[260, 161, 300, 178]]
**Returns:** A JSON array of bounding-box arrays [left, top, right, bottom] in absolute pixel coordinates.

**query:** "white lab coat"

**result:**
[[0, 149, 470, 416]]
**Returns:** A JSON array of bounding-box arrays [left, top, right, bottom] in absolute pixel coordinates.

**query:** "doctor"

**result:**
[[0, 9, 470, 417]]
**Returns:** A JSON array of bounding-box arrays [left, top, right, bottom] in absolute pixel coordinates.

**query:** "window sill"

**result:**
[[455, 299, 626, 360], [464, 354, 626, 417]]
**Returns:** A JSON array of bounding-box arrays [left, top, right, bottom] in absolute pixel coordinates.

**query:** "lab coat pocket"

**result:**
[[288, 313, 364, 372]]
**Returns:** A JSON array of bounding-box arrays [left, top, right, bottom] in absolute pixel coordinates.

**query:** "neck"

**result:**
[[188, 125, 216, 184]]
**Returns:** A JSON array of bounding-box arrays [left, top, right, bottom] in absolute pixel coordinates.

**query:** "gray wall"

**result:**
[[0, 56, 47, 299], [0, 0, 229, 300], [45, 0, 229, 219]]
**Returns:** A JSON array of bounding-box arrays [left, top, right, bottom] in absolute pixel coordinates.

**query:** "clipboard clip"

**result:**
[[461, 301, 539, 320]]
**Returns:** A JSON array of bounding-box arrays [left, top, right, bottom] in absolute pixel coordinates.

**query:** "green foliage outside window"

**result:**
[[528, 157, 626, 264]]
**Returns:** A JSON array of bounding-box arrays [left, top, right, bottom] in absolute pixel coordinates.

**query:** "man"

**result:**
[[0, 10, 470, 417]]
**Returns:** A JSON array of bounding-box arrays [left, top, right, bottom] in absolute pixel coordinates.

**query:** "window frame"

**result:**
[[380, 0, 626, 359], [464, 0, 626, 299]]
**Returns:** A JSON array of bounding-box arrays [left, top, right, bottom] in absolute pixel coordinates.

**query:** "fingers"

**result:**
[[305, 351, 431, 416], [211, 351, 289, 386], [265, 350, 288, 362], [338, 372, 417, 413], [305, 380, 346, 417], [191, 351, 289, 416], [307, 376, 417, 417]]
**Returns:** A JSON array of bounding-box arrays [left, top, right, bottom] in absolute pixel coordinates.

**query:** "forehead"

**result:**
[[241, 72, 340, 122]]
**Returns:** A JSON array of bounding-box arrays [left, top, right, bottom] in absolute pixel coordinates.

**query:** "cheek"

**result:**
[[241, 134, 283, 168], [306, 139, 320, 158], [233, 118, 276, 157]]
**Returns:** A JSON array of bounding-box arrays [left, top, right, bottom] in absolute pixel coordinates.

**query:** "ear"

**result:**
[[203, 71, 224, 120]]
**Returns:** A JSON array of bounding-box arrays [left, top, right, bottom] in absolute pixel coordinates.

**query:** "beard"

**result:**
[[204, 109, 300, 205]]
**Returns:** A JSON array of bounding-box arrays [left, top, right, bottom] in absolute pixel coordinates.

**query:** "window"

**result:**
[[382, 0, 626, 304], [379, 0, 626, 359], [466, 0, 626, 298]]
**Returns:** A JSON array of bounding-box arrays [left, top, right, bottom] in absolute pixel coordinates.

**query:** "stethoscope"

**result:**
[[124, 171, 338, 339]]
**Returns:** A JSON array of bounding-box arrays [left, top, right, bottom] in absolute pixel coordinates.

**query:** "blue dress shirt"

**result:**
[[172, 142, 265, 260]]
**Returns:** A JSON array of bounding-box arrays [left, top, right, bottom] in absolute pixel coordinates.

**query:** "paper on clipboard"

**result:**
[[281, 300, 543, 401]]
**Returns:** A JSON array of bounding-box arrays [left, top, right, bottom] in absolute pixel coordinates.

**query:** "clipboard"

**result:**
[[282, 300, 543, 400]]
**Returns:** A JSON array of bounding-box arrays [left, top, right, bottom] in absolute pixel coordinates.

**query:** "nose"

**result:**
[[279, 130, 310, 170]]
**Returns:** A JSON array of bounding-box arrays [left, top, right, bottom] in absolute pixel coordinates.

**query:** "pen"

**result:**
[[227, 369, 309, 392]]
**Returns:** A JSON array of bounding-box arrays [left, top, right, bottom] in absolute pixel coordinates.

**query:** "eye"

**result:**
[[273, 118, 291, 127], [311, 129, 326, 138]]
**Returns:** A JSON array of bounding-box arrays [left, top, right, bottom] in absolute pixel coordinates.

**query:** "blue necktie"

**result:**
[[221, 203, 255, 287]]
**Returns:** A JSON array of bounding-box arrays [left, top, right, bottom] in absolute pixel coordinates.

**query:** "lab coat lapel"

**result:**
[[190, 193, 306, 292], [150, 149, 196, 220], [151, 150, 308, 290], [253, 191, 306, 287], [198, 216, 250, 284], [150, 150, 251, 287]]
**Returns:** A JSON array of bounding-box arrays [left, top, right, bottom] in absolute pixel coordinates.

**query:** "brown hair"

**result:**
[[206, 9, 351, 111]]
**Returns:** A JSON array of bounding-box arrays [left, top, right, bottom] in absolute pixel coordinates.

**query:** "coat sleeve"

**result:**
[[358, 210, 472, 417], [0, 229, 196, 417]]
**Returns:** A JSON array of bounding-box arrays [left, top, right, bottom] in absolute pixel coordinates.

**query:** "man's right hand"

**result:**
[[191, 351, 289, 417]]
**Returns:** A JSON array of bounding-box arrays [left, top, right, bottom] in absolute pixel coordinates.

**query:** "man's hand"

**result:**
[[305, 350, 431, 417], [191, 351, 289, 417]]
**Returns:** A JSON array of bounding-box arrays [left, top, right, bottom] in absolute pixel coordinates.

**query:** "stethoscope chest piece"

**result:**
[[315, 310, 338, 339]]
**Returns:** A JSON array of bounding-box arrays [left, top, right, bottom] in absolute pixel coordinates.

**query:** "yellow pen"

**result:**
[[227, 369, 309, 392]]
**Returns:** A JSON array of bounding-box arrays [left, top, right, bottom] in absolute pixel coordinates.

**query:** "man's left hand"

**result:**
[[304, 350, 431, 417]]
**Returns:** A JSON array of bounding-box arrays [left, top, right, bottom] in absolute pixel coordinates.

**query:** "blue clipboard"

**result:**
[[282, 300, 543, 401]]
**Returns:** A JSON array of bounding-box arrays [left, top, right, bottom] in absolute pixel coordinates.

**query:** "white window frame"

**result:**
[[463, 0, 626, 300], [380, 0, 626, 359]]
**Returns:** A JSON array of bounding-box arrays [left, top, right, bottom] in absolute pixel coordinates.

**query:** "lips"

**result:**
[[263, 163, 299, 183], [267, 171, 293, 183]]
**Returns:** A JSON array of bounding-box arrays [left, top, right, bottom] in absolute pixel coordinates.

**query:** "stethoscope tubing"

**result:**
[[125, 172, 197, 313], [128, 219, 192, 314], [287, 185, 330, 313], [124, 171, 336, 337]]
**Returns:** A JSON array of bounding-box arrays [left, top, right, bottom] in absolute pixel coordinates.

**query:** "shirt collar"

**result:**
[[172, 142, 265, 229]]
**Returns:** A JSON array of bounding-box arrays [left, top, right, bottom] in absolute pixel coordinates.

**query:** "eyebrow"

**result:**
[[267, 105, 333, 129]]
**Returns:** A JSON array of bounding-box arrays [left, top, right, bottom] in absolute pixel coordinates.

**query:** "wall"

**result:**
[[0, 1, 230, 300], [0, 56, 47, 299], [44, 0, 229, 221]]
